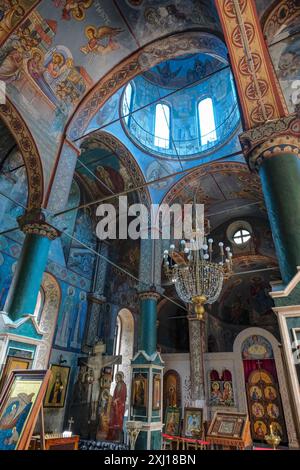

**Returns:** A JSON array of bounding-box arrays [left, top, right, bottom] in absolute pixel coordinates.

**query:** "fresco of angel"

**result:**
[[80, 25, 123, 55]]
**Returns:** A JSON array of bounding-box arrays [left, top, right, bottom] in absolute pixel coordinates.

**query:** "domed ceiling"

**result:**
[[141, 53, 224, 89]]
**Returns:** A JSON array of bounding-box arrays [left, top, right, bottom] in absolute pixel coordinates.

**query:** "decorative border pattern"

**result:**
[[0, 100, 43, 209], [262, 0, 300, 42], [239, 114, 300, 169], [67, 32, 228, 140], [139, 291, 160, 302], [215, 0, 288, 129]]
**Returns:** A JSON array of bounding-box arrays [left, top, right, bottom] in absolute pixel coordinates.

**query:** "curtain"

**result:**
[[243, 359, 277, 382]]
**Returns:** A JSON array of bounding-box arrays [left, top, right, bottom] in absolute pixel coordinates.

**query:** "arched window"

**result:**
[[123, 83, 133, 125], [154, 103, 170, 149], [230, 73, 238, 101], [32, 289, 44, 323], [113, 315, 122, 357], [198, 97, 217, 146]]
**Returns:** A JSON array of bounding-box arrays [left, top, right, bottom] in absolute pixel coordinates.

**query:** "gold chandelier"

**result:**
[[163, 227, 233, 321]]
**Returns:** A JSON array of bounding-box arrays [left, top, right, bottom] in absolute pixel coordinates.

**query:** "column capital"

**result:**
[[18, 210, 60, 240], [239, 114, 300, 171], [87, 292, 106, 304], [139, 290, 160, 302]]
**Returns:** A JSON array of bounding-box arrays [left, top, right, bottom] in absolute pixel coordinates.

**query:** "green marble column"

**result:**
[[259, 153, 300, 284], [130, 290, 163, 450], [139, 291, 160, 355], [4, 213, 59, 321], [240, 116, 300, 286]]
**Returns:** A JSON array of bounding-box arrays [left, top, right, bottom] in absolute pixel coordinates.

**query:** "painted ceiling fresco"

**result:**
[[0, 0, 222, 192], [0, 0, 299, 210], [162, 161, 267, 229]]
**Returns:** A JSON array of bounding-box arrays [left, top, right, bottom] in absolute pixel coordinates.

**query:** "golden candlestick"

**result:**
[[265, 424, 281, 450]]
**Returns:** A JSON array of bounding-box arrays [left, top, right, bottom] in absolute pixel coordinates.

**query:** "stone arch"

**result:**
[[80, 130, 151, 207], [161, 160, 262, 206], [262, 0, 300, 42], [233, 327, 298, 448], [33, 272, 61, 369], [0, 99, 44, 209], [66, 31, 228, 140]]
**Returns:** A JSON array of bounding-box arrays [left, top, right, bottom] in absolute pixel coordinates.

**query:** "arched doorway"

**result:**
[[34, 272, 61, 369], [113, 308, 134, 411]]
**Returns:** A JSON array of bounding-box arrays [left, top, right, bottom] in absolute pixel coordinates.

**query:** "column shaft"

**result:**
[[4, 233, 51, 321], [259, 153, 300, 284], [139, 294, 158, 356]]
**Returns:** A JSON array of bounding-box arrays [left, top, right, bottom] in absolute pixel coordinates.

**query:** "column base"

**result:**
[[0, 313, 44, 372], [130, 350, 164, 450], [135, 423, 163, 450]]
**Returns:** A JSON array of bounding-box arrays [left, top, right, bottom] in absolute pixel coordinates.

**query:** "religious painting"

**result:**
[[164, 407, 181, 436], [0, 0, 40, 45], [242, 335, 273, 360], [52, 0, 93, 21], [246, 369, 287, 443], [207, 412, 248, 439], [107, 371, 127, 442], [80, 25, 123, 55], [44, 364, 70, 408], [152, 374, 161, 410], [0, 370, 50, 450], [183, 407, 203, 438], [210, 271, 277, 327], [0, 356, 32, 394], [132, 373, 147, 408], [163, 370, 181, 415], [209, 370, 234, 406]]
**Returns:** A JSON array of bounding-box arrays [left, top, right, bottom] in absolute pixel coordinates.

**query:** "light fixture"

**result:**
[[163, 224, 233, 320]]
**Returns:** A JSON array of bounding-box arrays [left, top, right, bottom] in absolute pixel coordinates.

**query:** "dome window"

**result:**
[[122, 83, 133, 125], [154, 103, 170, 149], [198, 97, 217, 146]]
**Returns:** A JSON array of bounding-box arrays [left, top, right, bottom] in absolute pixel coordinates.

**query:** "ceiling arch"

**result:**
[[66, 31, 228, 140], [262, 0, 300, 42], [161, 160, 266, 229], [79, 130, 151, 207], [0, 99, 44, 209]]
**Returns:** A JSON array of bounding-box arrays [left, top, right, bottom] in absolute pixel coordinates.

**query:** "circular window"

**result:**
[[233, 229, 251, 245], [226, 221, 252, 247]]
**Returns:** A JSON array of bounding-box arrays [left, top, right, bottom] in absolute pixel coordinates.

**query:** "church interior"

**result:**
[[0, 0, 300, 452]]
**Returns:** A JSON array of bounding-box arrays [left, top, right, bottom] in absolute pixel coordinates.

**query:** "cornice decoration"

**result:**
[[139, 291, 161, 302], [0, 100, 43, 209], [21, 222, 59, 240], [18, 210, 60, 240], [239, 114, 300, 170]]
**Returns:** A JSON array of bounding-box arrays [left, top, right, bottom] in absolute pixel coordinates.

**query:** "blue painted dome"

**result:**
[[121, 53, 240, 160]]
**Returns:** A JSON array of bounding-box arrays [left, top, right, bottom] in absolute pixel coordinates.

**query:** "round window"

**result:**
[[232, 229, 251, 245]]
